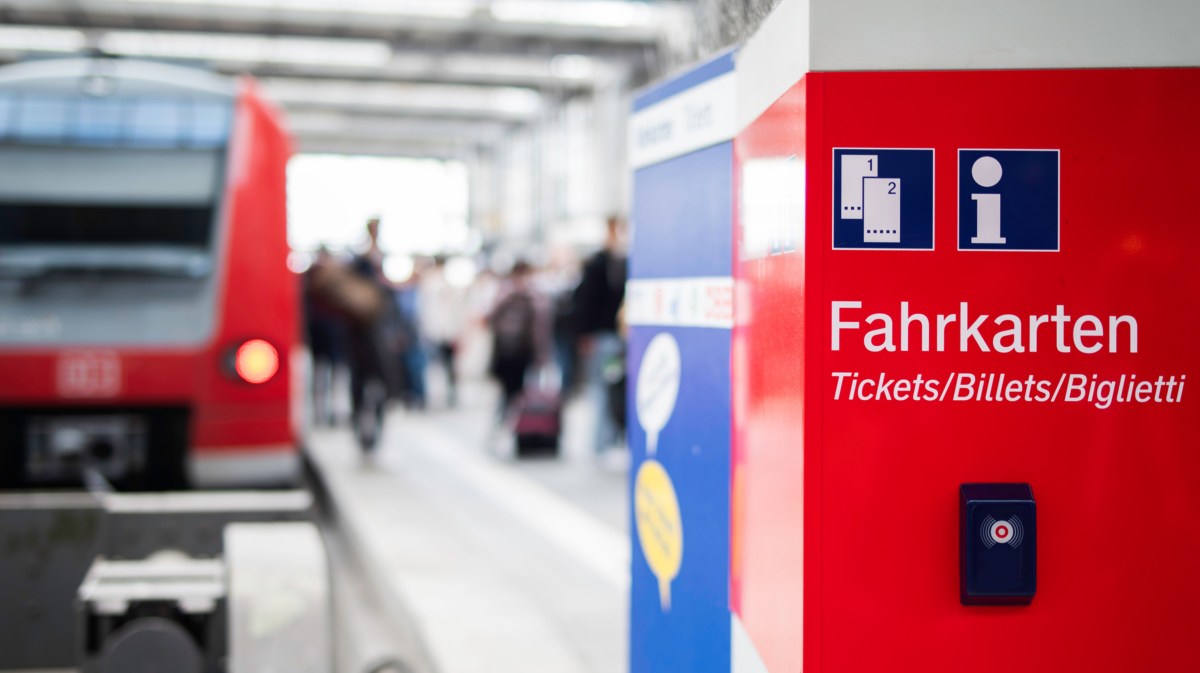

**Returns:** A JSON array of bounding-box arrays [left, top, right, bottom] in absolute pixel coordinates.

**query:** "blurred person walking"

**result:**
[[489, 261, 562, 454], [574, 215, 627, 455], [303, 246, 348, 426], [488, 261, 549, 414], [393, 268, 427, 409], [543, 251, 583, 393], [454, 266, 501, 384], [340, 217, 396, 452], [418, 256, 468, 408]]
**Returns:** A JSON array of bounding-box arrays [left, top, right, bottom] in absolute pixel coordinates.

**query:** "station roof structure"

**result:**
[[0, 0, 694, 158]]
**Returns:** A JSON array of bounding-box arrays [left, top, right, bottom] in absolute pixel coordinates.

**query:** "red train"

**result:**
[[0, 58, 301, 489]]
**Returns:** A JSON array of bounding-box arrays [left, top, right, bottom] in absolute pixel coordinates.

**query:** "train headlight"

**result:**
[[234, 339, 279, 384]]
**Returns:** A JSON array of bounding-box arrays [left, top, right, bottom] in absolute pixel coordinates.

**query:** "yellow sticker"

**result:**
[[634, 459, 683, 611]]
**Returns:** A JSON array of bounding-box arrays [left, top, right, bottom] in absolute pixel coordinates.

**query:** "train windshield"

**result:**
[[0, 60, 237, 347], [0, 94, 230, 280]]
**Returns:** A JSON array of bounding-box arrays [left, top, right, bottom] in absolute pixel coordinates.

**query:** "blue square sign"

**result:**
[[958, 149, 1060, 251], [833, 148, 934, 250]]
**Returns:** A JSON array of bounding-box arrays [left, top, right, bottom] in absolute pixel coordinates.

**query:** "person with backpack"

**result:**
[[487, 261, 548, 415], [302, 246, 349, 427], [341, 217, 399, 453]]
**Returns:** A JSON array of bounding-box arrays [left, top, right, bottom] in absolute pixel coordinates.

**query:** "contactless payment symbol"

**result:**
[[980, 514, 1025, 549], [833, 148, 934, 250], [959, 149, 1059, 251]]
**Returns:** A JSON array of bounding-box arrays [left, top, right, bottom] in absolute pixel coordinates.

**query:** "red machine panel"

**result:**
[[731, 77, 807, 673], [734, 69, 1200, 672]]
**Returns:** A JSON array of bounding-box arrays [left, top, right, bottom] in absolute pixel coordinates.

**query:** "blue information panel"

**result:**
[[628, 52, 734, 673], [627, 325, 731, 673]]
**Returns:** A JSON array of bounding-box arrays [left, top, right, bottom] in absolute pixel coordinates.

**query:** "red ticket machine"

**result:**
[[731, 1, 1200, 671]]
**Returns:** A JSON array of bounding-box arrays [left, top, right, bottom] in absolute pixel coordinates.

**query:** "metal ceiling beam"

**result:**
[[292, 137, 475, 160], [259, 77, 543, 123], [215, 59, 598, 92], [283, 110, 512, 146], [0, 50, 611, 94], [0, 24, 638, 91], [0, 0, 679, 49], [279, 100, 529, 123]]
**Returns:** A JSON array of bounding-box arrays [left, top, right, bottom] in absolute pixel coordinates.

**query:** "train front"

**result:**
[[0, 58, 300, 490]]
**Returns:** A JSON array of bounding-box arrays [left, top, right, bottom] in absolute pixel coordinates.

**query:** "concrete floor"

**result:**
[[309, 379, 630, 673]]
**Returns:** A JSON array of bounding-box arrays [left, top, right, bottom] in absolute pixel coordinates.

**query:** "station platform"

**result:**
[[307, 382, 629, 673]]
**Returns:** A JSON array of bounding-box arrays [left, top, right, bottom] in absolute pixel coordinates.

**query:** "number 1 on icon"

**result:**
[[840, 154, 878, 220]]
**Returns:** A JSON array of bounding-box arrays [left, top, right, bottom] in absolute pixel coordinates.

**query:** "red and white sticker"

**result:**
[[626, 277, 734, 329]]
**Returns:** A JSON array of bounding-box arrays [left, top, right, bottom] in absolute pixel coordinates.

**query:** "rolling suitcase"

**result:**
[[513, 368, 562, 457]]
